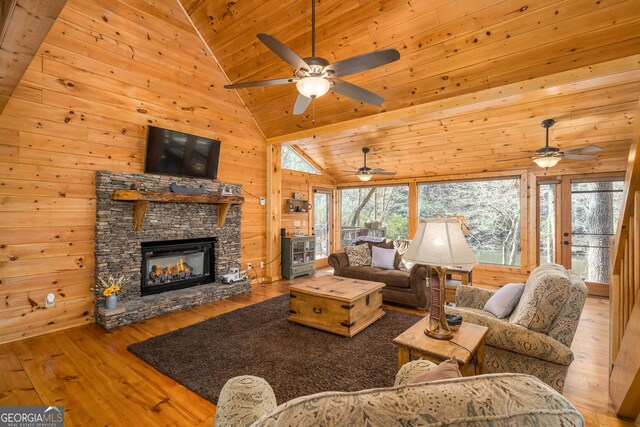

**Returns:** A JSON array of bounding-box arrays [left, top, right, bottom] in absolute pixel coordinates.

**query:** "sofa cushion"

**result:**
[[393, 239, 411, 269], [483, 283, 525, 319], [342, 266, 411, 289], [371, 246, 396, 270], [510, 264, 573, 334], [345, 244, 371, 266]]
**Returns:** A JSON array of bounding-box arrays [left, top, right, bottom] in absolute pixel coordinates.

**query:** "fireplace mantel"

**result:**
[[112, 190, 245, 230]]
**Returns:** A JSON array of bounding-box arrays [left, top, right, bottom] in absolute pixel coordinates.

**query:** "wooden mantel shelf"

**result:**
[[111, 190, 245, 231]]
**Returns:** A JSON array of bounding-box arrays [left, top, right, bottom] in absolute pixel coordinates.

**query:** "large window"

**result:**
[[281, 146, 320, 174], [418, 178, 521, 266], [340, 185, 408, 248]]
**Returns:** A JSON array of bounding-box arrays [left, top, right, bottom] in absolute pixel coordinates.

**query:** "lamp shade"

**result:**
[[533, 156, 561, 168], [296, 76, 330, 98], [403, 218, 478, 268]]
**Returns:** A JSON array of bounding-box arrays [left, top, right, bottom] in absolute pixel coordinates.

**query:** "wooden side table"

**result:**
[[444, 267, 473, 304], [392, 318, 488, 376]]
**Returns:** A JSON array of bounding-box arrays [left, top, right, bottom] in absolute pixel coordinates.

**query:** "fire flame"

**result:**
[[151, 258, 191, 277]]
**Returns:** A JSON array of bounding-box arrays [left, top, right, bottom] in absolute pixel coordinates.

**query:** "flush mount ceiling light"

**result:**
[[496, 118, 603, 169], [224, 0, 400, 115]]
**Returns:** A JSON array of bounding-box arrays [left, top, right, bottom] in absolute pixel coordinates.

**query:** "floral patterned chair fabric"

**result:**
[[214, 360, 584, 427], [446, 263, 588, 392]]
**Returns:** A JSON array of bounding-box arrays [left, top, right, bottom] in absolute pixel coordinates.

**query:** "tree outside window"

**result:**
[[418, 178, 521, 266], [339, 185, 408, 248]]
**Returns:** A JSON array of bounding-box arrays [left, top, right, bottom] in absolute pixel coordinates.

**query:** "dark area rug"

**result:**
[[128, 294, 422, 404]]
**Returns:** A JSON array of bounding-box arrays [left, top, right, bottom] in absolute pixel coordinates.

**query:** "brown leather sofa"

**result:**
[[328, 241, 429, 309]]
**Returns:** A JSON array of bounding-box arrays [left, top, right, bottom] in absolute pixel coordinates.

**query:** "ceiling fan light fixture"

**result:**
[[533, 156, 561, 168], [296, 76, 330, 98], [357, 173, 372, 182]]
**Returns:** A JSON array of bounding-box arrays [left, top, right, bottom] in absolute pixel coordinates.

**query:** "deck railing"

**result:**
[[609, 103, 640, 420]]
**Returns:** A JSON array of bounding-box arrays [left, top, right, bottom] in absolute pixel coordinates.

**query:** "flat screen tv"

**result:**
[[144, 126, 221, 179]]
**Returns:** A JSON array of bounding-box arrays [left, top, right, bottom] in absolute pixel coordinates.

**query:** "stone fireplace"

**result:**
[[94, 171, 250, 329]]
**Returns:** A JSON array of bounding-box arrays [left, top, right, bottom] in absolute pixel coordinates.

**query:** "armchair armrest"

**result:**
[[446, 307, 574, 366], [328, 251, 349, 275], [214, 376, 277, 427], [455, 285, 494, 309], [394, 360, 437, 386]]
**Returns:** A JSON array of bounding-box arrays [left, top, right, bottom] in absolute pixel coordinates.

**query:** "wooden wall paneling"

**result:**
[[0, 0, 267, 344], [0, 0, 67, 113], [266, 145, 282, 282]]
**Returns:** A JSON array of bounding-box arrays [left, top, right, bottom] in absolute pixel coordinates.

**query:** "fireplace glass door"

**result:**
[[141, 238, 215, 295]]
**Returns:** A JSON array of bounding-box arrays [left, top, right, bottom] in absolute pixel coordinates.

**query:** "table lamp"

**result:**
[[404, 218, 478, 340]]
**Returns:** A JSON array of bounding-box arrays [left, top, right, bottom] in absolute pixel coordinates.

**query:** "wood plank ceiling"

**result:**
[[184, 0, 640, 182]]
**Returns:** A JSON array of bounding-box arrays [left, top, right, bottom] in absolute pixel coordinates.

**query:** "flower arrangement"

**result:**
[[130, 181, 146, 190], [95, 274, 130, 298]]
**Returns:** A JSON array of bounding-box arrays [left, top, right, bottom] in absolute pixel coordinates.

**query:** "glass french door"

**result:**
[[313, 189, 332, 261], [538, 176, 624, 295]]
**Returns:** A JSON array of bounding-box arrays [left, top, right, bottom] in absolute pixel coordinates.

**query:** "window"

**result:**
[[281, 146, 321, 174], [539, 183, 557, 265], [339, 185, 408, 248], [418, 178, 521, 266]]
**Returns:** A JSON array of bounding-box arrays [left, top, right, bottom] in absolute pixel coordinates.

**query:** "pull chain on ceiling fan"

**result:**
[[224, 0, 400, 115]]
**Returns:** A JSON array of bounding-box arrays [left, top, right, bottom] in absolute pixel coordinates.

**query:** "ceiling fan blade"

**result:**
[[225, 78, 296, 89], [257, 33, 310, 71], [325, 48, 400, 78], [332, 80, 384, 106], [563, 145, 603, 154], [562, 154, 598, 160], [495, 156, 533, 163], [293, 93, 312, 115], [373, 171, 396, 175]]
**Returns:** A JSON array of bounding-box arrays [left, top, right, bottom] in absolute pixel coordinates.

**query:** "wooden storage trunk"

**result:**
[[288, 276, 385, 337]]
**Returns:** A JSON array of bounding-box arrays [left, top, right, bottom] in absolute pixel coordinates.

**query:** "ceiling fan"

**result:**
[[343, 147, 397, 181], [497, 118, 602, 168], [224, 0, 400, 115]]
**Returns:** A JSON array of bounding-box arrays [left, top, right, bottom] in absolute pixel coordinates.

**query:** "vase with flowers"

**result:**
[[96, 274, 130, 310]]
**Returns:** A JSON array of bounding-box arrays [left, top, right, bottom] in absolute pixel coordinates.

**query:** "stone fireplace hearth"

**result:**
[[94, 171, 250, 329]]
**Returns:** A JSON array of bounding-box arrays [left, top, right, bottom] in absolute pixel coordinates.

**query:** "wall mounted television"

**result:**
[[144, 125, 221, 180]]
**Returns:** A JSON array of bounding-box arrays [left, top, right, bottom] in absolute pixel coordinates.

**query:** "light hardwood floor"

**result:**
[[0, 272, 637, 426]]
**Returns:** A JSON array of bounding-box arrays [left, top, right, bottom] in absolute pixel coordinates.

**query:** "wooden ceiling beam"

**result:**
[[0, 0, 67, 114]]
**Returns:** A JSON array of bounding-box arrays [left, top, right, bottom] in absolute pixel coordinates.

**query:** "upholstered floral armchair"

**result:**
[[446, 263, 588, 392]]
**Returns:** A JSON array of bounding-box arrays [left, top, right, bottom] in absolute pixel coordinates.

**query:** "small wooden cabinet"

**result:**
[[281, 236, 316, 279]]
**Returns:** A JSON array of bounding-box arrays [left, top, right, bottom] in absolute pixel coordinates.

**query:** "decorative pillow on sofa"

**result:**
[[371, 246, 396, 270], [345, 244, 371, 266], [509, 263, 573, 333], [483, 283, 526, 318], [409, 357, 461, 384], [393, 239, 411, 270]]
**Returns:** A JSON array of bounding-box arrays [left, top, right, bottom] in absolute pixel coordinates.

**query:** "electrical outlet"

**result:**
[[247, 262, 252, 270], [45, 293, 55, 308], [259, 197, 265, 205], [260, 261, 265, 268]]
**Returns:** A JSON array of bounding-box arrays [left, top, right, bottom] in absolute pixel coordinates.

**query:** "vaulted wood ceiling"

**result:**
[[183, 0, 640, 181]]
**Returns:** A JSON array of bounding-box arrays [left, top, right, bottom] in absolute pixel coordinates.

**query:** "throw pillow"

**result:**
[[483, 283, 526, 318], [345, 244, 371, 266], [371, 245, 396, 270], [393, 239, 411, 269], [409, 357, 462, 384]]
